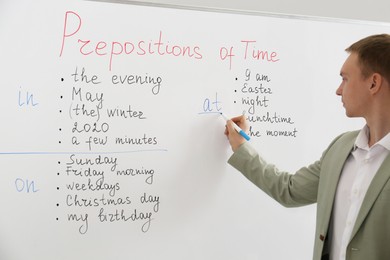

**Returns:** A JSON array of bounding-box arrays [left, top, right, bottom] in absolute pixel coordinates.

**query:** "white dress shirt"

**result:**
[[329, 125, 390, 260]]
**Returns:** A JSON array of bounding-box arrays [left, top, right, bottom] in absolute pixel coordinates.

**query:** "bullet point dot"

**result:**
[[61, 78, 64, 82], [57, 203, 59, 206], [235, 78, 238, 80]]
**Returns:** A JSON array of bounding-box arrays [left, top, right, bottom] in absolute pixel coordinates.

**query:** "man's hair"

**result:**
[[346, 34, 390, 84]]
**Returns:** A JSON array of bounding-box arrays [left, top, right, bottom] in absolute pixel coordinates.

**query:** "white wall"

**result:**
[[128, 0, 390, 24]]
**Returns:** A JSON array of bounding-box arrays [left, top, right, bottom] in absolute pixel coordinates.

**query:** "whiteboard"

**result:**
[[0, 0, 389, 259]]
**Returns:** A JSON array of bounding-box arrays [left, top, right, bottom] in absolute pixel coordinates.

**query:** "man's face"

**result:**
[[336, 53, 372, 118]]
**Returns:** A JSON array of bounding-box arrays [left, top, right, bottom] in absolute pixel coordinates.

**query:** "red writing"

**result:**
[[241, 40, 279, 62], [59, 11, 203, 71]]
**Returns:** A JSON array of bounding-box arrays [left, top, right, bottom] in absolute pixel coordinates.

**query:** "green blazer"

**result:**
[[228, 131, 390, 260]]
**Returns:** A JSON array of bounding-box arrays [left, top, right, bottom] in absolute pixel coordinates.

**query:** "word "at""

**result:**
[[200, 92, 222, 114]]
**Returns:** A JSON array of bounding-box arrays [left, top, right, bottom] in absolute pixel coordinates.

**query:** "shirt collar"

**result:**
[[354, 125, 390, 151]]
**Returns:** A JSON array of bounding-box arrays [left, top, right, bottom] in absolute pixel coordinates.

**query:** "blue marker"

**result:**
[[220, 113, 250, 141]]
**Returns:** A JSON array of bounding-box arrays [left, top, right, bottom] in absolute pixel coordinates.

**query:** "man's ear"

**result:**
[[369, 73, 383, 94]]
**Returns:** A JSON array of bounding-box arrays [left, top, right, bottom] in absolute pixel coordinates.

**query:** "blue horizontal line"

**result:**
[[0, 149, 168, 155], [198, 111, 221, 115]]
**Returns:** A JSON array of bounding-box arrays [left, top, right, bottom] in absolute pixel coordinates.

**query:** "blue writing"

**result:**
[[200, 92, 222, 114], [15, 178, 39, 193], [18, 87, 39, 107]]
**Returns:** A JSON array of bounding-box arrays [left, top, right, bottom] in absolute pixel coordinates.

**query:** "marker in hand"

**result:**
[[220, 113, 250, 141]]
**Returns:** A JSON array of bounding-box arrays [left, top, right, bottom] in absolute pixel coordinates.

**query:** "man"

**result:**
[[224, 34, 390, 260]]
